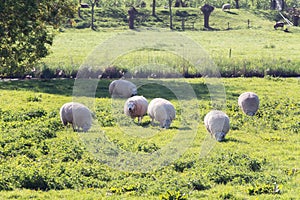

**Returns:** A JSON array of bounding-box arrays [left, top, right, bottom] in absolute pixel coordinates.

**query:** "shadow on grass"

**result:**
[[0, 78, 219, 101], [0, 79, 75, 96], [0, 79, 111, 98], [222, 137, 249, 144], [138, 81, 211, 100], [224, 11, 238, 15]]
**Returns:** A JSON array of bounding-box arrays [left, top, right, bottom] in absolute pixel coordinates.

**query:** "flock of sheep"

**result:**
[[59, 79, 259, 142]]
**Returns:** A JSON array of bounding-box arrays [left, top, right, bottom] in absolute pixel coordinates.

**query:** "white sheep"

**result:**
[[109, 79, 137, 98], [147, 98, 176, 129], [238, 92, 259, 116], [222, 3, 231, 11], [60, 102, 92, 132], [204, 110, 230, 142], [124, 95, 148, 124]]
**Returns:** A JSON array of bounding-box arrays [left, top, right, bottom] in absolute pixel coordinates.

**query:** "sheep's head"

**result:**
[[246, 111, 255, 116], [162, 119, 172, 129], [131, 88, 137, 97], [214, 132, 226, 142], [82, 124, 91, 132], [127, 101, 136, 112]]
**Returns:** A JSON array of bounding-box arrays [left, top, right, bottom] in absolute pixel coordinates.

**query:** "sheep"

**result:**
[[60, 102, 93, 132], [204, 110, 230, 142], [124, 95, 148, 124], [238, 92, 259, 116], [274, 21, 284, 30], [222, 3, 231, 11], [109, 79, 137, 98], [147, 98, 176, 129]]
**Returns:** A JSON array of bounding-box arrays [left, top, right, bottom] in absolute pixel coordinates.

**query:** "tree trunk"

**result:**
[[293, 15, 299, 26], [128, 7, 137, 29], [169, 0, 173, 29], [152, 0, 156, 16], [235, 0, 239, 9], [203, 14, 210, 28], [78, 0, 82, 19], [91, 2, 95, 30], [201, 4, 214, 29], [270, 0, 276, 10], [281, 0, 285, 10]]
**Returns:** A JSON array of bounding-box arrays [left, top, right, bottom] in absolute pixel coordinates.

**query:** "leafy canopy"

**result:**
[[0, 0, 77, 78]]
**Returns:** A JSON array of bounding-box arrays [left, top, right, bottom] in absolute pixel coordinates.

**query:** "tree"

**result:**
[[175, 0, 187, 7], [235, 0, 240, 9], [128, 7, 138, 29], [270, 0, 285, 10], [89, 0, 99, 30], [200, 4, 214, 29], [0, 0, 76, 78], [169, 0, 173, 30], [291, 6, 299, 26], [152, 0, 156, 16]]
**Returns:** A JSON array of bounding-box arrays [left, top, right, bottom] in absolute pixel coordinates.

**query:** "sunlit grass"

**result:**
[[40, 8, 300, 77], [0, 77, 299, 199]]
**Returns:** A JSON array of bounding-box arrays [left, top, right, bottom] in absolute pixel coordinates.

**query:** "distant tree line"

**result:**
[[86, 0, 298, 10]]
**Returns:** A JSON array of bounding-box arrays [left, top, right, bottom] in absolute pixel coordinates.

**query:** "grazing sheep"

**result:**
[[222, 3, 231, 11], [124, 95, 148, 124], [204, 110, 230, 142], [60, 102, 93, 132], [147, 98, 176, 129], [274, 21, 284, 30], [238, 92, 259, 116], [109, 79, 137, 98]]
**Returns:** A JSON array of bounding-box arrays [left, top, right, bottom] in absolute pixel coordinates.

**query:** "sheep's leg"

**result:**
[[137, 117, 140, 125], [138, 116, 142, 125], [72, 123, 77, 132], [160, 121, 164, 128], [151, 118, 154, 126]]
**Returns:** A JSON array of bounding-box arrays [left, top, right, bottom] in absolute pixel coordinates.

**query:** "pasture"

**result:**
[[0, 77, 299, 199], [1, 5, 300, 199], [39, 8, 300, 78]]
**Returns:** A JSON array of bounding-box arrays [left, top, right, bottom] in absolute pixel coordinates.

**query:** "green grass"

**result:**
[[39, 8, 300, 78], [1, 5, 299, 199], [0, 77, 299, 199]]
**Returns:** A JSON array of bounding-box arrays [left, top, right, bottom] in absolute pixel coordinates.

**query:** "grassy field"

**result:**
[[1, 5, 299, 200], [0, 77, 299, 199], [39, 8, 300, 78]]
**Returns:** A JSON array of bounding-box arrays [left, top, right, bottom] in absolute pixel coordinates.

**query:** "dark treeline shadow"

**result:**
[[0, 78, 217, 100]]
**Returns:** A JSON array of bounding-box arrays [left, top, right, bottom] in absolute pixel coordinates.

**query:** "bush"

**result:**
[[173, 160, 194, 172], [24, 109, 47, 119], [100, 66, 127, 79], [137, 142, 159, 153], [160, 190, 188, 200], [188, 179, 210, 191], [248, 183, 280, 195], [75, 22, 91, 29]]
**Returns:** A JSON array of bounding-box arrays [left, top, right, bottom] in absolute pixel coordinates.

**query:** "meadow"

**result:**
[[0, 4, 300, 200], [38, 8, 300, 78], [0, 77, 299, 199]]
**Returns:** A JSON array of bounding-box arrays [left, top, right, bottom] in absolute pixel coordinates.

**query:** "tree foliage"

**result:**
[[0, 0, 77, 78]]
